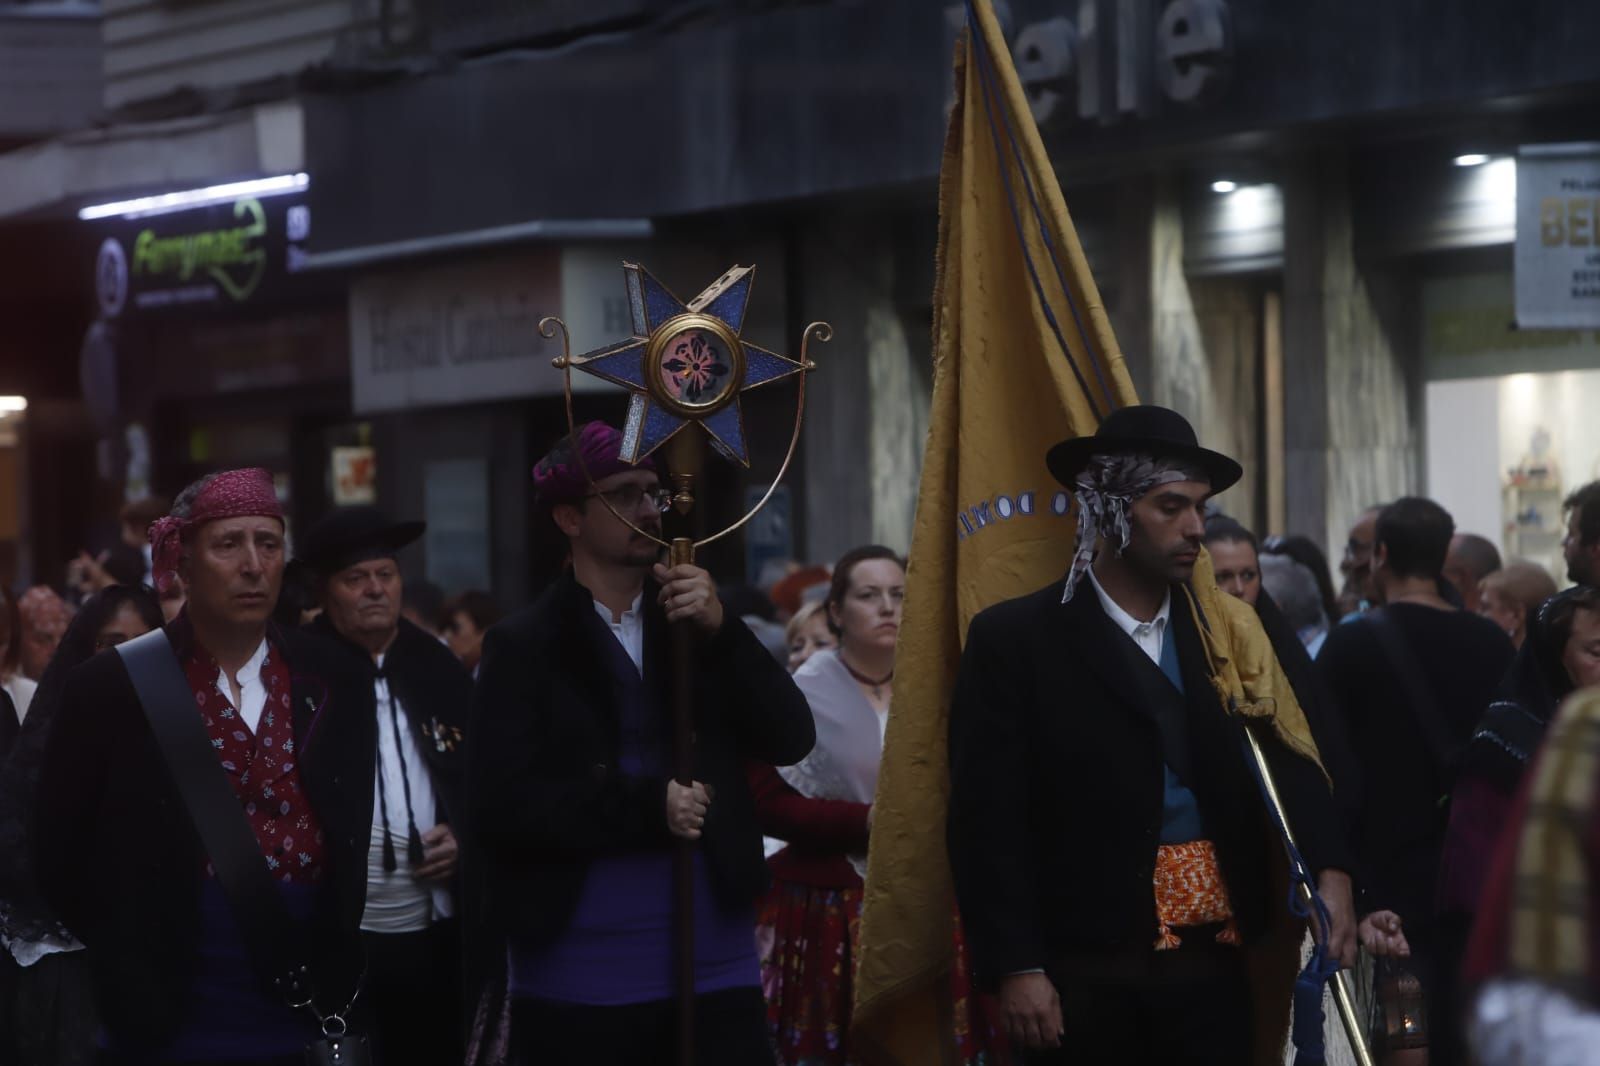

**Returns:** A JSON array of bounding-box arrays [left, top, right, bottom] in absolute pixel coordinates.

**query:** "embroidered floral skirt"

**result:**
[[756, 879, 1009, 1066]]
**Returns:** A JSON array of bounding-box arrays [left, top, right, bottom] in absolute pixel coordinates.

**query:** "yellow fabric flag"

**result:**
[[850, 3, 1136, 1061], [851, 3, 1326, 1063]]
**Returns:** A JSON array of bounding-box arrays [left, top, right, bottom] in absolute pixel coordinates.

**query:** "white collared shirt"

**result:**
[[363, 651, 452, 933], [213, 638, 269, 733], [1086, 565, 1171, 666], [594, 593, 645, 675]]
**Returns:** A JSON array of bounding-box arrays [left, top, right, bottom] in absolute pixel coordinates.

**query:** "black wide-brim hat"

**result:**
[[1045, 405, 1243, 494], [296, 505, 426, 575]]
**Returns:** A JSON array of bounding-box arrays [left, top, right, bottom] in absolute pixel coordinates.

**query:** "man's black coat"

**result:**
[[465, 569, 815, 949], [32, 621, 374, 1053], [947, 576, 1351, 987], [308, 613, 471, 828]]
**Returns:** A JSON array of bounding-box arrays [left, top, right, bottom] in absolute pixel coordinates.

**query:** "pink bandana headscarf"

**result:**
[[148, 468, 284, 594]]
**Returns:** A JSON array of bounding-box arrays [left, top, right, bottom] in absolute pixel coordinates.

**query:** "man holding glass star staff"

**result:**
[[464, 255, 823, 1063]]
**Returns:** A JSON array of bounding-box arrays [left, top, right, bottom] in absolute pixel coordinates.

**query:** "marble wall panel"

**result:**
[[867, 304, 929, 554], [1283, 154, 1417, 558], [799, 217, 933, 564], [1149, 186, 1262, 529], [800, 224, 877, 565]]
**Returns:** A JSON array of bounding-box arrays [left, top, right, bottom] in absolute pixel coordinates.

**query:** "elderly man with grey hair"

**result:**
[[1262, 553, 1332, 658]]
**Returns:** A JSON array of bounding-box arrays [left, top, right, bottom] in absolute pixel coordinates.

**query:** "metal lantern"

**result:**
[[1374, 957, 1429, 1051]]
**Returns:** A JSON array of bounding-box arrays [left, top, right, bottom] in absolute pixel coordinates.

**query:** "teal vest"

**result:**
[[1157, 626, 1204, 844]]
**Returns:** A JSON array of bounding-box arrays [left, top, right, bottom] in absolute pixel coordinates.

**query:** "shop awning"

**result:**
[[0, 100, 304, 222]]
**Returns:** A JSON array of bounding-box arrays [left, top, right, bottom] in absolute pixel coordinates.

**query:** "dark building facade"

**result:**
[[3, 0, 1599, 591]]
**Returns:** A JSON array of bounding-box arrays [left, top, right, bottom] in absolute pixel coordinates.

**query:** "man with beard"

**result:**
[[1563, 481, 1600, 588], [297, 506, 472, 1066], [465, 423, 814, 1064], [948, 406, 1356, 1063], [1336, 506, 1386, 620]]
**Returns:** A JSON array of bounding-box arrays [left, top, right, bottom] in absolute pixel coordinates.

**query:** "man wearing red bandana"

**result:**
[[33, 469, 374, 1065]]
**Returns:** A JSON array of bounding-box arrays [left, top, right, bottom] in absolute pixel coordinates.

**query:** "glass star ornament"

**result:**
[[565, 263, 807, 466]]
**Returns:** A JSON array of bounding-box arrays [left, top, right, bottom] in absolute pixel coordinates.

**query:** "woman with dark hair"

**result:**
[[1263, 533, 1341, 627], [752, 546, 999, 1064], [0, 584, 164, 1066], [1203, 516, 1262, 605], [443, 589, 503, 677], [1434, 585, 1600, 1058], [1440, 587, 1600, 920]]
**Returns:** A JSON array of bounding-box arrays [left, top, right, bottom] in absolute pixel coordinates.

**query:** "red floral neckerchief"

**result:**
[[183, 636, 327, 884]]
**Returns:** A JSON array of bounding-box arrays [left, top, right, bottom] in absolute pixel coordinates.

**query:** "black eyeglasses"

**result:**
[[587, 485, 673, 514]]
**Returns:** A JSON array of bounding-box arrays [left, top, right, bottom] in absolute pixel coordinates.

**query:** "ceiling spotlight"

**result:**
[[1454, 153, 1490, 167], [1211, 180, 1238, 194]]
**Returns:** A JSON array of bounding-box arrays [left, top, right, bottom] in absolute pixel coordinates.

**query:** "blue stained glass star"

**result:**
[[567, 263, 806, 466]]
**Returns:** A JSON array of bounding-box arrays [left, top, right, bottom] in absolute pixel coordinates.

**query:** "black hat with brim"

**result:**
[[296, 505, 426, 575], [1045, 405, 1243, 494]]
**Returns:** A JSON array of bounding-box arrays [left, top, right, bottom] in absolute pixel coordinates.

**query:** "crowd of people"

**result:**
[[0, 410, 1597, 1065]]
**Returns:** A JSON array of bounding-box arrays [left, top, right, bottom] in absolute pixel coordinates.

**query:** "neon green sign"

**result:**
[[131, 197, 267, 302]]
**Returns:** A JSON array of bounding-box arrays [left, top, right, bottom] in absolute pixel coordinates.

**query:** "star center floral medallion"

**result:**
[[659, 328, 733, 406]]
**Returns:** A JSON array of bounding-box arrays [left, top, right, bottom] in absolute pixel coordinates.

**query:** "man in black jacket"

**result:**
[[298, 506, 473, 1066], [466, 423, 814, 1065], [948, 407, 1356, 1064], [1318, 496, 1516, 1063], [33, 469, 372, 1065]]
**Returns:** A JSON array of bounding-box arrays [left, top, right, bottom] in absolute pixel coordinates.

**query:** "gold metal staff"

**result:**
[[1243, 724, 1376, 1066], [540, 262, 828, 1066]]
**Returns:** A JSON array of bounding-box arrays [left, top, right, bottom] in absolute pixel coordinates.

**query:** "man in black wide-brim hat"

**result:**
[[297, 505, 473, 1066], [947, 406, 1357, 1064]]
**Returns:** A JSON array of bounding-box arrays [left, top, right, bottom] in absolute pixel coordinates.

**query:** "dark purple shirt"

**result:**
[[132, 879, 319, 1062], [510, 601, 758, 1005], [510, 849, 758, 1005]]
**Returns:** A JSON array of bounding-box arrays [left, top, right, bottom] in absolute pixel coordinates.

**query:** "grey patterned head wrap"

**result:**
[[1062, 452, 1209, 603]]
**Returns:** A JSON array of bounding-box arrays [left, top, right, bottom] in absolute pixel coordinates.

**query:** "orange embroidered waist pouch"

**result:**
[[1152, 839, 1240, 951]]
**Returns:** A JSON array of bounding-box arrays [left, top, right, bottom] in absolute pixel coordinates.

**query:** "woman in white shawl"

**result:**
[[752, 547, 1002, 1063], [752, 545, 901, 1064]]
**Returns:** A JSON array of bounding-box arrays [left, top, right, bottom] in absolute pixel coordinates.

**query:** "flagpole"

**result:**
[[1243, 725, 1375, 1066]]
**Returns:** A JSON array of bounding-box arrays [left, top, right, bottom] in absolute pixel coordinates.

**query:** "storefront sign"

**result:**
[[331, 445, 378, 505], [1516, 143, 1600, 329], [94, 194, 310, 317], [965, 0, 1233, 127], [349, 252, 563, 414]]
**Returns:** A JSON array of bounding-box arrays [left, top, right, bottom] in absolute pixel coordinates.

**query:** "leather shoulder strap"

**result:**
[[1363, 608, 1463, 785], [117, 628, 310, 997]]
